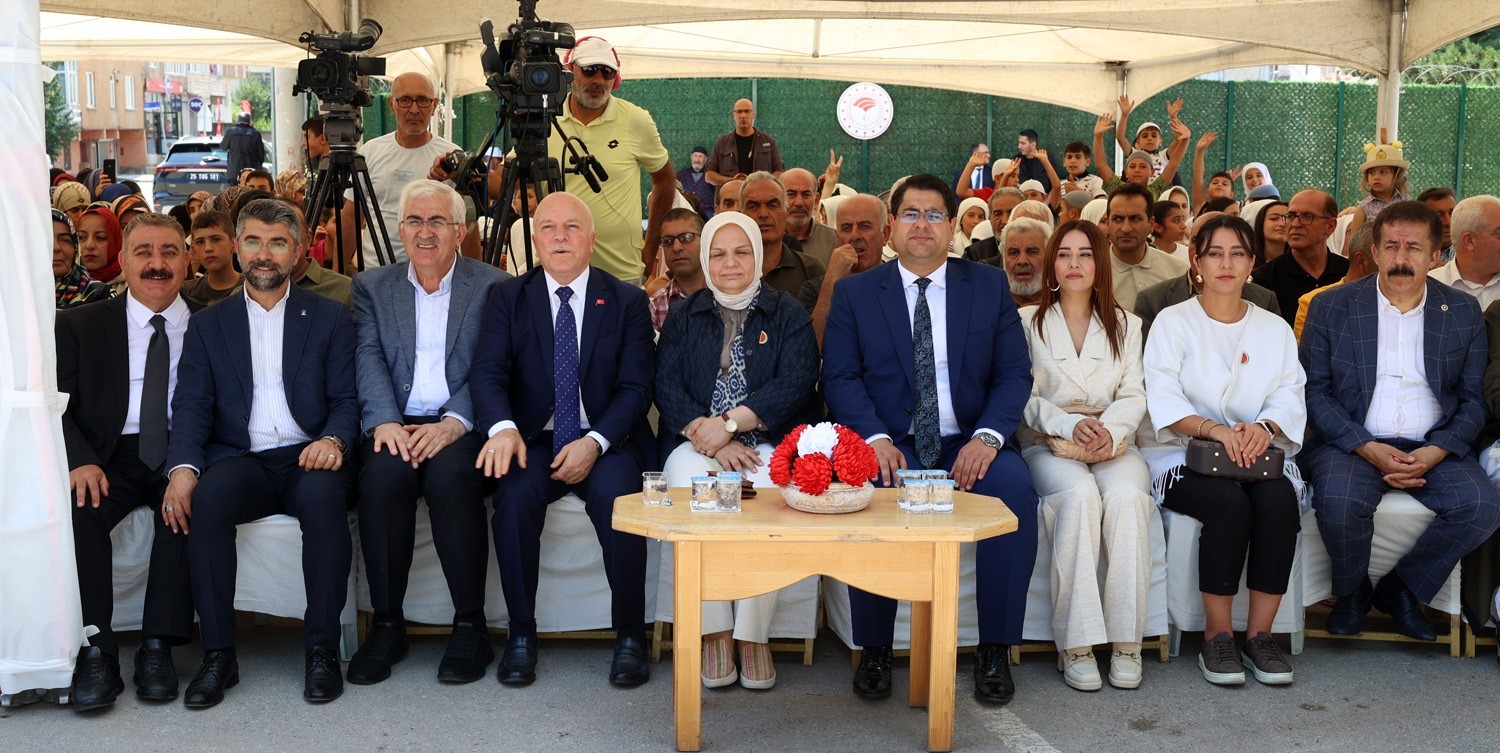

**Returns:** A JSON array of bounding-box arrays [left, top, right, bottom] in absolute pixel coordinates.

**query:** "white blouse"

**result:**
[[1018, 304, 1146, 451]]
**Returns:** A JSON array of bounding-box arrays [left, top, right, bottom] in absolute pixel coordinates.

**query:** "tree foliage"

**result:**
[[44, 62, 79, 161], [1406, 33, 1500, 85], [233, 77, 272, 132]]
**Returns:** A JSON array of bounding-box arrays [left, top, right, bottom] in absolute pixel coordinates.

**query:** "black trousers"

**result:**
[[357, 417, 491, 626], [492, 437, 646, 639], [1162, 466, 1300, 596], [188, 444, 353, 652], [72, 434, 193, 656]]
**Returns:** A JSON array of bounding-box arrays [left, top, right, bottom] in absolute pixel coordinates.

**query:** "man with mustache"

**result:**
[[1105, 181, 1188, 311], [1301, 201, 1500, 643], [648, 208, 707, 332], [964, 187, 1024, 264], [165, 198, 359, 707], [781, 167, 839, 265], [985, 217, 1050, 307], [1253, 189, 1349, 325], [740, 171, 826, 297], [58, 213, 197, 711], [802, 193, 889, 346]]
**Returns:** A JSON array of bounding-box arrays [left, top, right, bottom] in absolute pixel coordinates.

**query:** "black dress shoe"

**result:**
[[852, 645, 894, 700], [305, 646, 344, 703], [609, 634, 651, 687], [133, 638, 178, 701], [497, 634, 538, 686], [438, 621, 494, 684], [1372, 572, 1437, 641], [973, 644, 1016, 705], [71, 646, 123, 712], [184, 650, 239, 709], [346, 620, 408, 685], [1326, 579, 1375, 636]]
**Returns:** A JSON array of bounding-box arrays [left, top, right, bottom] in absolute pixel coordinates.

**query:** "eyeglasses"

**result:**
[[1283, 212, 1330, 226], [401, 217, 459, 233], [239, 238, 295, 255], [896, 209, 950, 225], [658, 231, 699, 248], [393, 96, 437, 109], [579, 65, 617, 80]]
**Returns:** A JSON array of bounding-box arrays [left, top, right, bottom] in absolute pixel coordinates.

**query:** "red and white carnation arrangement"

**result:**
[[768, 422, 879, 497]]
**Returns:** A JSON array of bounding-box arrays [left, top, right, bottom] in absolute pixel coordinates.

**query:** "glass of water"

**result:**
[[920, 469, 949, 482], [641, 472, 669, 506], [716, 472, 744, 512], [690, 476, 717, 512], [906, 479, 933, 514], [929, 479, 956, 514], [895, 469, 923, 511]]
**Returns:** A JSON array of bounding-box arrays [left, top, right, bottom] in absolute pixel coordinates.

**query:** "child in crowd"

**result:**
[[1094, 110, 1191, 201], [1115, 96, 1183, 182], [1353, 141, 1411, 226], [1152, 199, 1190, 262], [1060, 141, 1105, 198]]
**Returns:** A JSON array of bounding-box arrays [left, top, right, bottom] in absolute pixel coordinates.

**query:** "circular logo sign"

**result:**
[[188, 97, 204, 113], [836, 82, 894, 140]]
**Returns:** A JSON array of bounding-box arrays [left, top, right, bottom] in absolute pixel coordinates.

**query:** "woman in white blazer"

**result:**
[[1019, 219, 1154, 693], [1141, 213, 1307, 688]]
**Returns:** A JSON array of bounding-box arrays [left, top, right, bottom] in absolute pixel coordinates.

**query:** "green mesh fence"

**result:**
[[364, 78, 1500, 212]]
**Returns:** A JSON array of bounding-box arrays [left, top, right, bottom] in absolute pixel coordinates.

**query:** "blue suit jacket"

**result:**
[[352, 257, 510, 430], [820, 258, 1032, 444], [469, 267, 656, 463], [167, 284, 359, 472], [1300, 275, 1487, 458], [953, 164, 993, 192]]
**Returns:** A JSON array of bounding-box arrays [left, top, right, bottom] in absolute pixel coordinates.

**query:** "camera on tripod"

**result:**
[[480, 1, 573, 140], [295, 19, 387, 108]]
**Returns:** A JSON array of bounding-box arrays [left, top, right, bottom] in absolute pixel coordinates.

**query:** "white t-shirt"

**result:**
[[352, 131, 459, 270], [1209, 305, 1251, 371]]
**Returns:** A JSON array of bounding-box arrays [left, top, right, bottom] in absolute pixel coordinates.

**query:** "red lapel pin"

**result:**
[[595, 298, 606, 305], [1240, 353, 1249, 365], [758, 330, 768, 345]]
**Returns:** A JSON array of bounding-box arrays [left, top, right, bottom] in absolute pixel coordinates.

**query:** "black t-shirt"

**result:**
[[735, 133, 755, 175], [1253, 251, 1350, 324]]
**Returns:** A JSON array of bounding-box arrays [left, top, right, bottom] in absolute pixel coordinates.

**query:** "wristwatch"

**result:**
[[976, 432, 1001, 449], [721, 413, 739, 435], [320, 435, 347, 455]]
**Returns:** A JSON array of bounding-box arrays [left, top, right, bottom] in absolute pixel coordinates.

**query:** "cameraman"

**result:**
[[488, 37, 675, 285], [339, 72, 479, 270]]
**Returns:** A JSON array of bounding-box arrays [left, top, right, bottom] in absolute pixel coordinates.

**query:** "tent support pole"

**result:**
[[860, 139, 868, 193], [1224, 81, 1235, 173], [985, 95, 992, 152], [443, 43, 457, 143], [1454, 82, 1467, 193], [1377, 0, 1405, 142]]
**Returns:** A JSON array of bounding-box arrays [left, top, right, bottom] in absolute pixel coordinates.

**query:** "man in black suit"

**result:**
[[58, 213, 195, 711], [164, 199, 359, 708], [470, 192, 656, 687]]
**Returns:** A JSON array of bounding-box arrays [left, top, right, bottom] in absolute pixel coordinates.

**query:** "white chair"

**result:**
[[353, 494, 659, 636], [111, 508, 362, 660], [651, 544, 820, 665], [1161, 507, 1306, 657], [823, 543, 981, 653], [1301, 490, 1463, 656]]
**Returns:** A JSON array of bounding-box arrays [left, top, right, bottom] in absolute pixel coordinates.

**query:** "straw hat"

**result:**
[[1360, 141, 1410, 172]]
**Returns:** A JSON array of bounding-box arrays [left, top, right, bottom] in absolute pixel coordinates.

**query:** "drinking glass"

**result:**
[[690, 476, 718, 512], [716, 472, 744, 512], [895, 469, 924, 511], [906, 479, 932, 514], [929, 479, 956, 514], [642, 472, 669, 506]]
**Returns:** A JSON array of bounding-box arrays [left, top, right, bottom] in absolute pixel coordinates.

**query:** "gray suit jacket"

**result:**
[[353, 256, 510, 431], [1134, 272, 1279, 340]]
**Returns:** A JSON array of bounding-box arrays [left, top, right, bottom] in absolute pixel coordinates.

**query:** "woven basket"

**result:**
[[782, 482, 875, 514]]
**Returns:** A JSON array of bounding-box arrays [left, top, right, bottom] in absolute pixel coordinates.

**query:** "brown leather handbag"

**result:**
[[1185, 439, 1283, 481]]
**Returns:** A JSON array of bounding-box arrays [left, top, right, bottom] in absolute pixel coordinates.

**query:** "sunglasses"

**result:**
[[579, 65, 617, 80]]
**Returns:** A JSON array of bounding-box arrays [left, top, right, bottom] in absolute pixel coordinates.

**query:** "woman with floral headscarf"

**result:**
[[52, 209, 111, 308]]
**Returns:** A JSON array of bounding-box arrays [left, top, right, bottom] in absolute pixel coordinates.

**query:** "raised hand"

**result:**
[[1196, 131, 1218, 151]]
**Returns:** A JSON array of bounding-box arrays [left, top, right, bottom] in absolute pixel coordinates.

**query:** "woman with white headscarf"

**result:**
[[654, 212, 821, 692], [819, 194, 849, 231], [1240, 162, 1273, 201]]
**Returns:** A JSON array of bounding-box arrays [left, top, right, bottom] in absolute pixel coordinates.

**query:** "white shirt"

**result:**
[[352, 131, 460, 270], [1429, 258, 1500, 313], [487, 268, 611, 454], [1364, 285, 1443, 440], [406, 258, 471, 430], [245, 286, 312, 452], [122, 292, 191, 434], [1209, 304, 1251, 372]]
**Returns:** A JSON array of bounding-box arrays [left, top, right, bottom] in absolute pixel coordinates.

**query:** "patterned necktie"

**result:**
[[552, 286, 581, 455], [913, 278, 941, 469], [138, 314, 169, 470]]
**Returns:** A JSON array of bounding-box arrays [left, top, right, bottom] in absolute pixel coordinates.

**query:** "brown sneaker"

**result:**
[[1197, 632, 1245, 686], [1241, 632, 1293, 685]]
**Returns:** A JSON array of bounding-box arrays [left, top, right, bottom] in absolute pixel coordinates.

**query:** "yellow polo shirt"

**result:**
[[548, 94, 670, 282]]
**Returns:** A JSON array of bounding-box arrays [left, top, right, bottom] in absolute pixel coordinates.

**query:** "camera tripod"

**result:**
[[302, 111, 395, 275], [475, 117, 605, 272]]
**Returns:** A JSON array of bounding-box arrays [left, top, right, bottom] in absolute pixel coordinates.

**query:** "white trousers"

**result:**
[[663, 441, 779, 642], [1022, 443, 1153, 649]]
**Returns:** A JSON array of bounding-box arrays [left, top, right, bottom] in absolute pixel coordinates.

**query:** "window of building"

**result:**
[[124, 75, 135, 110], [85, 71, 95, 109], [63, 62, 78, 108], [108, 74, 116, 109]]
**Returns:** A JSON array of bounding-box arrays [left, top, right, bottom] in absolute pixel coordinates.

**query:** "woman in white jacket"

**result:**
[[1019, 220, 1153, 693], [1142, 213, 1307, 688]]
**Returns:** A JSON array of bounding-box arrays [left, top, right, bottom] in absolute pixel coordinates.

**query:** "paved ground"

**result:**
[[3, 627, 1496, 752]]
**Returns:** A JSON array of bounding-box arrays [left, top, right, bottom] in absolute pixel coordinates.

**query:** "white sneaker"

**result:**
[[1055, 647, 1102, 691], [1108, 642, 1143, 689]]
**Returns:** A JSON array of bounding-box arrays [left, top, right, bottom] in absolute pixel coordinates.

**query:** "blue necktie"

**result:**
[[913, 278, 941, 469], [552, 286, 581, 455]]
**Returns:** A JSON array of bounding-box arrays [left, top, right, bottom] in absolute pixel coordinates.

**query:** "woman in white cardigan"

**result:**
[[1141, 214, 1307, 688], [1018, 219, 1153, 693]]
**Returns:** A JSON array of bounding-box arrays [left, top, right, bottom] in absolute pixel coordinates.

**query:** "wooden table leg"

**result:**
[[908, 599, 931, 708], [927, 542, 960, 753], [674, 542, 703, 752]]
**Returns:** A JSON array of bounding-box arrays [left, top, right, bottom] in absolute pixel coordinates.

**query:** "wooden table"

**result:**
[[613, 488, 1017, 752]]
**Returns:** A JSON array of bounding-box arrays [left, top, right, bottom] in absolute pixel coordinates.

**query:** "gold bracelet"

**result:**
[[1196, 418, 1214, 439]]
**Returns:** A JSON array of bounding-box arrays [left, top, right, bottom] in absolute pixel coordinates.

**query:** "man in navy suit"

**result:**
[[470, 192, 656, 687], [822, 173, 1037, 705], [1301, 200, 1500, 642], [347, 181, 509, 686], [164, 198, 359, 707], [952, 142, 993, 193]]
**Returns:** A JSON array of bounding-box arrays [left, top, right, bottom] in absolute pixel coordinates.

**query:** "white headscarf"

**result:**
[[1241, 162, 1272, 195], [821, 194, 849, 231], [953, 196, 989, 253], [1080, 198, 1108, 226], [699, 211, 764, 311]]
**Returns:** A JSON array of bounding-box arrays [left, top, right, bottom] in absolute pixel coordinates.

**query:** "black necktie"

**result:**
[[138, 314, 169, 470]]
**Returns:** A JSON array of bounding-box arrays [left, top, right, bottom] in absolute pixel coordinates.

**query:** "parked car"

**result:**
[[153, 135, 272, 211]]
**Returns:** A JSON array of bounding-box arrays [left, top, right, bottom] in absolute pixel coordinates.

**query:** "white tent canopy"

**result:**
[[36, 1, 1500, 119]]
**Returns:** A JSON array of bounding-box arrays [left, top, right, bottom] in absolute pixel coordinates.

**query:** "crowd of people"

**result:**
[[42, 35, 1500, 721]]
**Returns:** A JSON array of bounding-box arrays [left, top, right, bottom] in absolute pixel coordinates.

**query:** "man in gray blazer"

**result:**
[[348, 180, 510, 685]]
